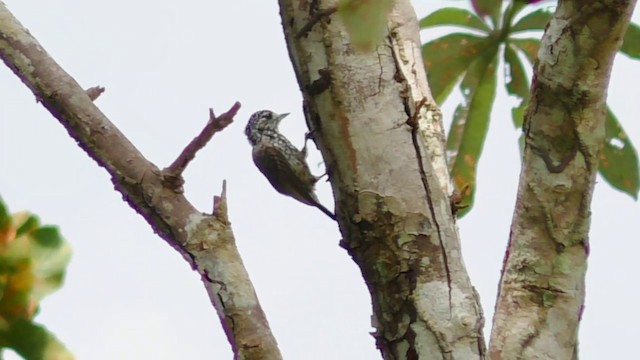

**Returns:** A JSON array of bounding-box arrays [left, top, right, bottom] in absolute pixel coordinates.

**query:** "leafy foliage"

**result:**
[[420, 1, 640, 214], [0, 197, 73, 359], [447, 48, 498, 217], [621, 23, 640, 59], [601, 110, 640, 199]]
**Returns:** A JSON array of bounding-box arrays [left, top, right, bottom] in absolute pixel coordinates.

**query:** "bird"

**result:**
[[244, 110, 336, 220]]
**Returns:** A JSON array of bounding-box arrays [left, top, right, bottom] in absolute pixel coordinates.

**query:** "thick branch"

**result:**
[[489, 1, 637, 358], [0, 3, 281, 359]]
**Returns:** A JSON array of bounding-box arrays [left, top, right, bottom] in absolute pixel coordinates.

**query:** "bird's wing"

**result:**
[[252, 143, 319, 207]]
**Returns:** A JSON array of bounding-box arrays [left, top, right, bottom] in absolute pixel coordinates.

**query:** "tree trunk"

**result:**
[[279, 1, 484, 358], [489, 1, 636, 358]]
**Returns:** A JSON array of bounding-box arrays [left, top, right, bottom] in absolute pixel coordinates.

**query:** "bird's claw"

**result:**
[[301, 130, 316, 158]]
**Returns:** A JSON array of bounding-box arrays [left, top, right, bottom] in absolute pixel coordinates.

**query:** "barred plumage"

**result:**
[[245, 110, 335, 220]]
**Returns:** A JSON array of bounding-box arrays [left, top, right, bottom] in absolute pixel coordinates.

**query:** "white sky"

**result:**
[[0, 1, 638, 359]]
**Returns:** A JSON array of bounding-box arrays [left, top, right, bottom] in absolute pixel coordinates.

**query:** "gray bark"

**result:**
[[0, 3, 281, 359], [279, 0, 484, 358], [489, 1, 637, 359]]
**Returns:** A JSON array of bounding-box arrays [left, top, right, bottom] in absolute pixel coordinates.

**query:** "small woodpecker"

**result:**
[[244, 110, 335, 220]]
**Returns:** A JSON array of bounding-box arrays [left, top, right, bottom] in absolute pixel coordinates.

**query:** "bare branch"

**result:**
[[165, 103, 240, 177], [0, 3, 281, 359]]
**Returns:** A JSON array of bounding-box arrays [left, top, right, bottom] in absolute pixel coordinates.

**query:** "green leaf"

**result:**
[[598, 109, 639, 198], [338, 0, 394, 51], [32, 227, 63, 248], [0, 319, 74, 360], [447, 105, 467, 170], [504, 43, 531, 128], [16, 215, 39, 237], [447, 51, 499, 216], [511, 8, 552, 33], [499, 0, 528, 34], [509, 0, 532, 17], [510, 38, 540, 64], [419, 8, 490, 33], [0, 203, 72, 359], [504, 44, 530, 98], [471, 0, 502, 28], [0, 198, 9, 232], [621, 22, 640, 59], [0, 209, 71, 321], [423, 34, 492, 104], [511, 98, 528, 128]]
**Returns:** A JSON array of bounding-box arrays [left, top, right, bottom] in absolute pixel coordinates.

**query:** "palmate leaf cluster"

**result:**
[[336, 0, 639, 216], [0, 198, 73, 359], [419, 0, 640, 215]]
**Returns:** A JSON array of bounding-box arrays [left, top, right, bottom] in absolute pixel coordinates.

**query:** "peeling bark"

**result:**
[[489, 1, 636, 359], [279, 1, 484, 358]]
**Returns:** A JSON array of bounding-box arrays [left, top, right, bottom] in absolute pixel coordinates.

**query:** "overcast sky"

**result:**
[[1, 1, 638, 359]]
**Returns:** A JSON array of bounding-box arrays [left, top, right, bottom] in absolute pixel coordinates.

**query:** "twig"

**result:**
[[213, 180, 229, 223], [164, 102, 241, 177], [85, 86, 105, 101]]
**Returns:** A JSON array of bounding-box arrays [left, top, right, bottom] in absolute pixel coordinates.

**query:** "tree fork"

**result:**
[[0, 3, 281, 358]]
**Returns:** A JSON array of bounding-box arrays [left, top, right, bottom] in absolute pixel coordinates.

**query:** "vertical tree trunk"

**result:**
[[279, 1, 484, 358], [489, 1, 636, 358]]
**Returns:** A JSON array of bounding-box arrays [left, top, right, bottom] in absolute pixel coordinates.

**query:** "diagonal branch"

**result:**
[[165, 105, 240, 177], [0, 3, 281, 359], [162, 105, 239, 192]]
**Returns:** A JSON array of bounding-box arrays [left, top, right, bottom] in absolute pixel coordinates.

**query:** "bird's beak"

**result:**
[[275, 113, 290, 124]]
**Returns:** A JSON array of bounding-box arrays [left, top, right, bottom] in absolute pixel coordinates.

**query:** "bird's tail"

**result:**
[[314, 201, 336, 221]]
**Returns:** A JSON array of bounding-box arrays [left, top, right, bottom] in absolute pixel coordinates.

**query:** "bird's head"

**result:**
[[245, 110, 289, 145]]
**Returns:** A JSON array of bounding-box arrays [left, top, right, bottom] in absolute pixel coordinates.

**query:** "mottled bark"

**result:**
[[0, 3, 281, 359], [279, 1, 484, 358], [489, 1, 636, 359]]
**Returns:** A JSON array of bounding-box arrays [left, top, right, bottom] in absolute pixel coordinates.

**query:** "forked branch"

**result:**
[[0, 3, 281, 359], [165, 104, 240, 177]]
